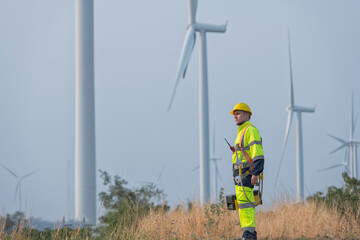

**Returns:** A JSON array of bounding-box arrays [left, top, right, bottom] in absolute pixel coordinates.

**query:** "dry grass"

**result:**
[[257, 200, 360, 239], [133, 203, 239, 240], [1, 200, 359, 239], [129, 200, 360, 240]]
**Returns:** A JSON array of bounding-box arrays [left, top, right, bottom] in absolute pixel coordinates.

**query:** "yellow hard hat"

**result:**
[[230, 103, 252, 116]]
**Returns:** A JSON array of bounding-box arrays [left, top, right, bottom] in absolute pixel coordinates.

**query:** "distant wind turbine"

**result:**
[[75, 0, 96, 225], [210, 124, 222, 202], [324, 94, 360, 178], [274, 30, 315, 203], [138, 166, 166, 187], [192, 123, 222, 203], [167, 0, 227, 205], [0, 163, 39, 212]]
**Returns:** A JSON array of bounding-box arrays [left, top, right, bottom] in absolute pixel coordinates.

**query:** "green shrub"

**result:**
[[95, 170, 169, 238], [307, 172, 360, 217]]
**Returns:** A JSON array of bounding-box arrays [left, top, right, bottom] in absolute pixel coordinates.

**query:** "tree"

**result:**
[[96, 170, 169, 237], [0, 211, 28, 232]]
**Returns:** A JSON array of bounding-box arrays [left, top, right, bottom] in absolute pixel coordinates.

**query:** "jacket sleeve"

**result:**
[[251, 158, 264, 175], [246, 127, 265, 175]]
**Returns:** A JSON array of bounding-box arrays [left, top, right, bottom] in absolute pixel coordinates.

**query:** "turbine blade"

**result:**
[[327, 134, 347, 144], [0, 163, 18, 178], [215, 166, 222, 181], [345, 147, 349, 163], [21, 170, 39, 180], [287, 28, 295, 107], [354, 115, 358, 134], [351, 92, 355, 136], [213, 123, 216, 156], [329, 143, 347, 155], [189, 0, 197, 24], [192, 165, 199, 171], [157, 166, 166, 183], [167, 27, 196, 111], [14, 181, 20, 202], [181, 32, 196, 79], [345, 147, 350, 172], [318, 164, 344, 172], [274, 110, 293, 186]]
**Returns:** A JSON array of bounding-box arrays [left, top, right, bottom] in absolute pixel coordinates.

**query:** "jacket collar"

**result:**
[[237, 121, 252, 133]]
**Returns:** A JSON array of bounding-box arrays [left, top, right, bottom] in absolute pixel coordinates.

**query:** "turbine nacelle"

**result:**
[[291, 105, 316, 113], [192, 22, 227, 33], [210, 156, 222, 161], [286, 103, 316, 113]]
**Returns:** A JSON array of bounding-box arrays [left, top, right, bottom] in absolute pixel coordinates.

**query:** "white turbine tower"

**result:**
[[167, 0, 227, 205], [0, 163, 38, 212], [275, 31, 315, 202], [210, 124, 222, 202], [325, 95, 360, 178], [75, 0, 96, 225]]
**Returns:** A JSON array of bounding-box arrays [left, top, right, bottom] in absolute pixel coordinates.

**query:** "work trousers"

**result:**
[[235, 185, 255, 232]]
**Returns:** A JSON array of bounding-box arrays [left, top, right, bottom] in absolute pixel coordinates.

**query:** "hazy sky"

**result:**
[[0, 0, 359, 222]]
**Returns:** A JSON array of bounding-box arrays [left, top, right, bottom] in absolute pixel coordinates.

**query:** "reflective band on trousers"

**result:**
[[239, 202, 255, 209], [242, 227, 255, 233]]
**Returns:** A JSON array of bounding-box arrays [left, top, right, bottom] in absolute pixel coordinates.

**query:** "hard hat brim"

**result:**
[[230, 110, 252, 116]]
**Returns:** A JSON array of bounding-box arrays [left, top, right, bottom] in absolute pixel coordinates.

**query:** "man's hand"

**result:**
[[251, 175, 259, 185], [230, 146, 235, 153]]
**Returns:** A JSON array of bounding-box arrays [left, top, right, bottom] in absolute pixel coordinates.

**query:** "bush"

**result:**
[[307, 172, 360, 217], [96, 170, 169, 238]]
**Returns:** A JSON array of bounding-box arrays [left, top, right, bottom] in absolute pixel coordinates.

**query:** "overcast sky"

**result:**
[[0, 0, 359, 222]]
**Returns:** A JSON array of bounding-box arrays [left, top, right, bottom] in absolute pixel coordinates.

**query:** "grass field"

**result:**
[[1, 199, 359, 239], [128, 200, 360, 240]]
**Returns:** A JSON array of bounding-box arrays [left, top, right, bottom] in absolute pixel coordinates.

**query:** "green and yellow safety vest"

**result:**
[[232, 121, 264, 172]]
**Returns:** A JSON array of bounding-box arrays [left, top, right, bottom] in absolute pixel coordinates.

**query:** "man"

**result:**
[[229, 103, 264, 240]]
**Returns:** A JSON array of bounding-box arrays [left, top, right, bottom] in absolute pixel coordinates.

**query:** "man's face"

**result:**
[[233, 110, 249, 126]]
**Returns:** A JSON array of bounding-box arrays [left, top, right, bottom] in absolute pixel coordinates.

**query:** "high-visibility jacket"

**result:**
[[232, 120, 264, 233], [232, 121, 264, 188]]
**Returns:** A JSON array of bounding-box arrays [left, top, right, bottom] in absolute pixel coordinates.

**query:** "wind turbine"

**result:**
[[0, 163, 39, 212], [192, 124, 222, 203], [274, 30, 315, 203], [75, 0, 96, 225], [210, 124, 222, 202], [139, 166, 166, 187], [325, 94, 360, 178], [167, 0, 227, 205]]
